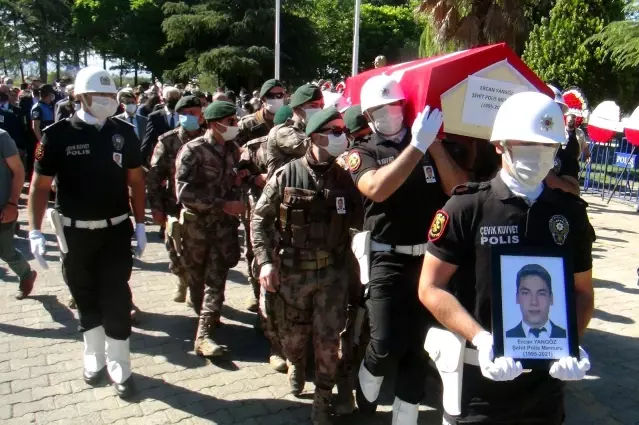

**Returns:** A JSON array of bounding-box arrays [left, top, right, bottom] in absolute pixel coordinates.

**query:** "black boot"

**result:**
[[83, 367, 106, 386], [114, 375, 136, 399]]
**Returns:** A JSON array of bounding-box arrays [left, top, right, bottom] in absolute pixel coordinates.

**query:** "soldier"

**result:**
[[265, 83, 324, 179], [251, 107, 362, 425], [175, 101, 245, 357], [147, 95, 204, 303], [237, 79, 287, 311], [419, 91, 595, 425]]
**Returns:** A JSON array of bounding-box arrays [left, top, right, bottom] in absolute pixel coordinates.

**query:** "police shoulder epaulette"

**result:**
[[549, 187, 588, 207], [158, 127, 180, 140], [452, 181, 489, 196], [246, 135, 268, 148], [112, 116, 135, 128], [42, 118, 70, 133]]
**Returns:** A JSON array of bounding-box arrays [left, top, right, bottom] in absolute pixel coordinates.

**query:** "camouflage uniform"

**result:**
[[265, 117, 308, 179], [175, 133, 242, 356], [251, 152, 362, 421], [146, 127, 201, 295], [237, 108, 273, 146]]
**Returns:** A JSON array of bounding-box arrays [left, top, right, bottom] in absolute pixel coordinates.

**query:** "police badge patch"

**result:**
[[32, 110, 40, 119], [549, 215, 569, 246], [112, 134, 125, 151], [100, 76, 111, 86], [428, 210, 449, 242], [348, 151, 361, 172], [35, 143, 44, 161]]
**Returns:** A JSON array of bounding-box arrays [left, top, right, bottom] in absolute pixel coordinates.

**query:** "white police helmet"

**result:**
[[74, 67, 117, 95], [360, 74, 405, 114], [491, 91, 566, 145]]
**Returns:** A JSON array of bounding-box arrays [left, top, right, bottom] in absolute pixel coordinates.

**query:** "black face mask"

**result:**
[[167, 98, 179, 110]]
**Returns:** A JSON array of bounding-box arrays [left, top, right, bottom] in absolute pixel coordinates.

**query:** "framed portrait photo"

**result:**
[[491, 246, 580, 369]]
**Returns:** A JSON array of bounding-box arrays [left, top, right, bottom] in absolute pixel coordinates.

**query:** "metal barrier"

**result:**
[[580, 136, 639, 209]]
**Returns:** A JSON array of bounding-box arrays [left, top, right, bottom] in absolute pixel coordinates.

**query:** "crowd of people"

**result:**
[[0, 62, 594, 425]]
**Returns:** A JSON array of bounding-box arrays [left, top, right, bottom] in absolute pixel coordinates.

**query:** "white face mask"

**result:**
[[502, 143, 558, 190], [265, 98, 283, 114], [74, 102, 81, 111], [218, 123, 239, 141], [304, 108, 322, 122], [370, 105, 404, 136], [322, 133, 348, 158], [125, 103, 137, 115], [87, 96, 118, 120]]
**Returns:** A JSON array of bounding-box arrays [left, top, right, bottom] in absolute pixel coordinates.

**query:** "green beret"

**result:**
[[204, 101, 237, 121], [305, 107, 341, 136], [259, 79, 284, 98], [273, 105, 293, 125], [290, 84, 323, 108], [343, 105, 368, 134], [175, 95, 201, 113]]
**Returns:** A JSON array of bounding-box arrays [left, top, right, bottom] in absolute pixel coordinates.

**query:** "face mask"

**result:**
[[265, 98, 283, 114], [304, 108, 321, 122], [125, 104, 137, 115], [74, 102, 81, 111], [87, 96, 118, 120], [370, 105, 404, 136], [322, 133, 348, 158], [179, 114, 200, 131], [502, 143, 557, 190], [218, 123, 239, 141], [167, 98, 179, 110]]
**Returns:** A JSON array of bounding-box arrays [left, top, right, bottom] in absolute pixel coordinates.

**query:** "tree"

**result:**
[[522, 0, 637, 109], [588, 2, 639, 70], [160, 0, 321, 89]]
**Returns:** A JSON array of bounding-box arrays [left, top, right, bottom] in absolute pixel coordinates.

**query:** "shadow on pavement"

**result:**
[[594, 278, 639, 295], [592, 308, 635, 324]]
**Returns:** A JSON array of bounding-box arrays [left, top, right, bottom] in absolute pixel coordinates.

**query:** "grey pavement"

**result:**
[[0, 192, 637, 425]]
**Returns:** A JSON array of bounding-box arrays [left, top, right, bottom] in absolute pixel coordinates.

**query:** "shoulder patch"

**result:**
[[113, 116, 135, 128], [35, 142, 44, 161], [348, 151, 362, 172], [452, 182, 487, 195], [428, 210, 449, 242], [42, 118, 69, 134], [32, 109, 40, 119]]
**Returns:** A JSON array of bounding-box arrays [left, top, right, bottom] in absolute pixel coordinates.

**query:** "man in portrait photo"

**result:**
[[506, 264, 567, 338]]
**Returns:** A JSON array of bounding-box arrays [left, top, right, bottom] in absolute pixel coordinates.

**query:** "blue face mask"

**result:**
[[179, 114, 200, 131]]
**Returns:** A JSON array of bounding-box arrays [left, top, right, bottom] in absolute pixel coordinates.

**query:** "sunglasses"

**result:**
[[264, 92, 285, 100], [320, 127, 345, 136]]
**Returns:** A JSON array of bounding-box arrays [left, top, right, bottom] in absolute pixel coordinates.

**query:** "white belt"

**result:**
[[62, 213, 129, 230], [370, 241, 427, 256], [464, 347, 480, 366]]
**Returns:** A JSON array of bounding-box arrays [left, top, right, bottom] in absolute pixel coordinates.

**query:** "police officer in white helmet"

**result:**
[[419, 91, 595, 424], [346, 74, 468, 424], [27, 66, 147, 398]]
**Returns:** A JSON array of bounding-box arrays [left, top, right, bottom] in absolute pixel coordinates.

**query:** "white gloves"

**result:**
[[134, 223, 147, 258], [472, 331, 523, 381], [410, 105, 443, 154], [29, 230, 49, 270], [549, 347, 590, 381], [259, 263, 274, 279]]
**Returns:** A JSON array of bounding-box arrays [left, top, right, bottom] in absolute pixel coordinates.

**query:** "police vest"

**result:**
[[278, 158, 354, 255]]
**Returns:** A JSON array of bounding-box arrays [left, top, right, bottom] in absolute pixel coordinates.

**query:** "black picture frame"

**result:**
[[491, 245, 580, 370]]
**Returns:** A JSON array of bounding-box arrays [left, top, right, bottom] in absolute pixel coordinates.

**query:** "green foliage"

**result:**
[[522, 0, 636, 109], [588, 2, 639, 70]]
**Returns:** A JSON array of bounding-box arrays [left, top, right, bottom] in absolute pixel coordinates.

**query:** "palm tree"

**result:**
[[416, 0, 554, 54]]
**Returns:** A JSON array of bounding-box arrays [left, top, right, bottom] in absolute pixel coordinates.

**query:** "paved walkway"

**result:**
[[0, 193, 637, 425]]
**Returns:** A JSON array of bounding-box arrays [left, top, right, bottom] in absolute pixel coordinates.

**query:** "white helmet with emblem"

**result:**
[[74, 66, 117, 95], [491, 91, 566, 145], [360, 74, 405, 114]]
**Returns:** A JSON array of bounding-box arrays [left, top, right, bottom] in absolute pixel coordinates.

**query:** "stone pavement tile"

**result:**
[[126, 410, 171, 425], [0, 389, 32, 406], [101, 404, 144, 424], [5, 413, 36, 425], [0, 405, 10, 420], [54, 388, 95, 408], [10, 375, 48, 393], [77, 396, 120, 416], [11, 396, 55, 417], [34, 404, 79, 422]]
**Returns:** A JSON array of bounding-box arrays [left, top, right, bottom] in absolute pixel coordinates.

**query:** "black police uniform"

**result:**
[[426, 174, 595, 424], [553, 143, 580, 181], [348, 129, 448, 404], [34, 114, 141, 340]]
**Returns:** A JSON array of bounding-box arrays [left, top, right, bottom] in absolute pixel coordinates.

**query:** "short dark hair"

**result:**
[[40, 84, 55, 96], [516, 264, 552, 295]]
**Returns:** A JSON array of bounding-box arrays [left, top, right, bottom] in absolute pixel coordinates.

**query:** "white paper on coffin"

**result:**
[[461, 76, 529, 127]]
